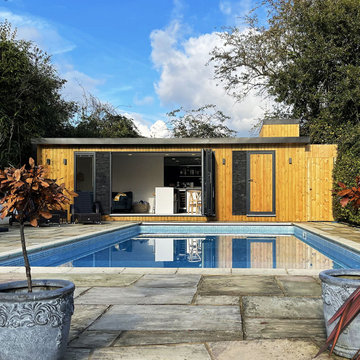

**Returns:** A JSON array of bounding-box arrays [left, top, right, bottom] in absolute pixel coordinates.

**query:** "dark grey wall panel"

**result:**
[[95, 152, 111, 214], [232, 151, 247, 215]]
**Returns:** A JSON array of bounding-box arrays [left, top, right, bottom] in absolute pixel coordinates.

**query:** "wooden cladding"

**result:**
[[37, 142, 337, 222], [248, 151, 275, 215], [260, 124, 300, 137]]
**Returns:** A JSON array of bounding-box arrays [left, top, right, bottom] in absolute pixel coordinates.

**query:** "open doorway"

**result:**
[[111, 152, 206, 215]]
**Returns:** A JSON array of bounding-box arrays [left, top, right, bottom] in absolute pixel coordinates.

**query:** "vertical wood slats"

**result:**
[[37, 142, 337, 222], [249, 153, 273, 213], [259, 124, 300, 137]]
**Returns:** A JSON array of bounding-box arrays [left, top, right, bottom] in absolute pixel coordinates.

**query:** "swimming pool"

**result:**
[[1, 224, 359, 269]]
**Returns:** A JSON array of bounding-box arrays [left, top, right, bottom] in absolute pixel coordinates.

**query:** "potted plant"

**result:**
[[316, 177, 360, 359], [0, 158, 77, 360]]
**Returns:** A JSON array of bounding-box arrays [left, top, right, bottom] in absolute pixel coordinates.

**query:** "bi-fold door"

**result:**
[[74, 150, 215, 216]]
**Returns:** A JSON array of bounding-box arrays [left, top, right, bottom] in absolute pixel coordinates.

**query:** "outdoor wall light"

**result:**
[[222, 158, 226, 165], [46, 159, 51, 165], [63, 159, 67, 165], [289, 158, 292, 164]]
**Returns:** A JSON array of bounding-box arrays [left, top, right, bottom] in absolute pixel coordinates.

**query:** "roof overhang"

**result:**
[[32, 137, 311, 146]]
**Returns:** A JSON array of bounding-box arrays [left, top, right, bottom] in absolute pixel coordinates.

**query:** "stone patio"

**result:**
[[1, 221, 359, 359]]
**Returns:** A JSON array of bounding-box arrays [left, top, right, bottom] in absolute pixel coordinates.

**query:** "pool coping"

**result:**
[[0, 222, 139, 261], [295, 222, 360, 254], [0, 221, 359, 276]]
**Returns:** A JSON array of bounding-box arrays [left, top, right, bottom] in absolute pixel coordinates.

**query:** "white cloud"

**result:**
[[219, 1, 232, 15], [0, 10, 75, 54], [59, 66, 105, 103], [133, 94, 154, 106], [0, 10, 104, 102], [149, 120, 171, 138], [150, 22, 271, 136], [219, 0, 253, 27], [122, 112, 171, 138]]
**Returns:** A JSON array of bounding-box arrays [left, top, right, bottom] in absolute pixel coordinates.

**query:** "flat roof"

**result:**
[[33, 137, 310, 146], [262, 119, 299, 125]]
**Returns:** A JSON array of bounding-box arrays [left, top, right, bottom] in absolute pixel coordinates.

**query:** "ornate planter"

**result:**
[[319, 269, 360, 358], [0, 279, 75, 360]]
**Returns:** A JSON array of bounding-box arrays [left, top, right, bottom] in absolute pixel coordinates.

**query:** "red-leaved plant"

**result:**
[[337, 176, 360, 210], [0, 158, 77, 293], [316, 177, 360, 359]]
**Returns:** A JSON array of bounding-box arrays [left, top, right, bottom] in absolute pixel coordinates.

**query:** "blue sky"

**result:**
[[0, 0, 270, 137]]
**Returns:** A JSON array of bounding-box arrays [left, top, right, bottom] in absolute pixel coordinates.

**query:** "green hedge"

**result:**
[[332, 129, 360, 224]]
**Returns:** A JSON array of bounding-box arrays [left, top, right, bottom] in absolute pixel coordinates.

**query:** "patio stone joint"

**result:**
[[204, 342, 216, 360], [274, 276, 287, 296]]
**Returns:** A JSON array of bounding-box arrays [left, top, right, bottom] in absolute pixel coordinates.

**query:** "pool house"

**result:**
[[34, 119, 337, 222]]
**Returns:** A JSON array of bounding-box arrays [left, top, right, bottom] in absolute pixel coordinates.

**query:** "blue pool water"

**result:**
[[1, 224, 359, 269]]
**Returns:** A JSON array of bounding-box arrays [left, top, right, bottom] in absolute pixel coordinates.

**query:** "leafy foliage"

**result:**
[[73, 93, 141, 138], [167, 104, 236, 138], [0, 21, 77, 168], [0, 158, 76, 226], [333, 130, 360, 224], [0, 158, 77, 292], [210, 0, 360, 143], [316, 286, 360, 359]]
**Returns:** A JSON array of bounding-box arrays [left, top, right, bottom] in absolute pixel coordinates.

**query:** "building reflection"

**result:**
[[70, 235, 334, 269]]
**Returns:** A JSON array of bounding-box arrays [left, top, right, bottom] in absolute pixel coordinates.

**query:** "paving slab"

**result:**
[[176, 268, 231, 274], [0, 273, 25, 283], [89, 305, 242, 331], [64, 348, 91, 360], [208, 339, 334, 360], [277, 276, 322, 296], [70, 304, 109, 340], [67, 267, 125, 274], [30, 273, 142, 287], [122, 268, 177, 274], [243, 296, 323, 319], [198, 275, 283, 296], [134, 274, 201, 288], [90, 344, 211, 360], [244, 318, 326, 339], [231, 268, 287, 275], [73, 287, 90, 299], [69, 330, 120, 348], [194, 295, 239, 305], [75, 286, 196, 305], [113, 330, 243, 346]]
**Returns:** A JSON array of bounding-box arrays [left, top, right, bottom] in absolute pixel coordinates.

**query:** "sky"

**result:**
[[0, 0, 271, 137]]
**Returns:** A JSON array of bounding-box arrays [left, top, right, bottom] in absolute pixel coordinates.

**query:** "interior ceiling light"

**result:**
[[172, 158, 176, 160]]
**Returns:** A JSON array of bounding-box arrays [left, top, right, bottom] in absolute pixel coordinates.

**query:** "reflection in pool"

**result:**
[[64, 235, 335, 269]]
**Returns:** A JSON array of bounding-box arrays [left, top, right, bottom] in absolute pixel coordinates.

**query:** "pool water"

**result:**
[[63, 234, 337, 269], [1, 225, 359, 269]]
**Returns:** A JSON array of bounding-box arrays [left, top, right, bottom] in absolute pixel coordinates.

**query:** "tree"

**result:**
[[0, 21, 76, 168], [167, 104, 236, 138], [0, 158, 76, 292], [74, 93, 141, 138], [210, 0, 360, 143]]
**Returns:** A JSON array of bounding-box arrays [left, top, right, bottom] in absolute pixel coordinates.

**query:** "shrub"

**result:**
[[333, 129, 360, 224]]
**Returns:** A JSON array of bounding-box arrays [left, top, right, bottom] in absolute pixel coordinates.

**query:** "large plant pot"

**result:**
[[0, 279, 75, 360], [319, 269, 360, 358]]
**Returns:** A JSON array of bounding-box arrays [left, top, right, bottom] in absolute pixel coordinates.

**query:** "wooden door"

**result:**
[[247, 151, 275, 215], [307, 157, 333, 221]]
